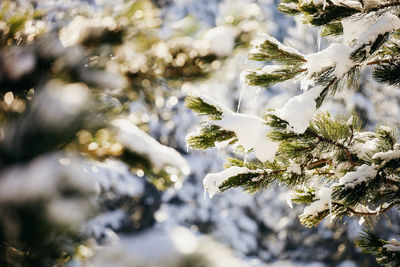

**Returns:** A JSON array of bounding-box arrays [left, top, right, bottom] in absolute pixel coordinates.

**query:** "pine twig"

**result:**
[[344, 202, 396, 216]]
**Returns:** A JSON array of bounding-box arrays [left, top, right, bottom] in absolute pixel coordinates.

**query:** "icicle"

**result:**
[[203, 189, 207, 200], [328, 195, 334, 222], [317, 28, 321, 52], [186, 143, 189, 153], [243, 154, 248, 165], [236, 86, 244, 113], [323, 0, 327, 10], [286, 191, 293, 208], [254, 88, 261, 102]]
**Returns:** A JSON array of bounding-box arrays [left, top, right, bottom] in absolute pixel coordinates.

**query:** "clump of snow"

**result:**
[[34, 80, 89, 126], [48, 198, 92, 226], [203, 166, 254, 198], [59, 15, 117, 47], [191, 93, 280, 162], [279, 2, 298, 10], [90, 160, 145, 197], [0, 154, 97, 227], [90, 226, 246, 267], [384, 239, 400, 252], [0, 154, 97, 202], [275, 86, 323, 134], [342, 15, 374, 45], [215, 112, 280, 162], [2, 47, 36, 80], [202, 26, 237, 57], [304, 43, 353, 79], [338, 164, 377, 189], [373, 150, 400, 163], [342, 12, 400, 52], [257, 65, 282, 75], [86, 210, 126, 238], [349, 132, 379, 160], [302, 187, 331, 217], [330, 0, 362, 10], [287, 160, 302, 175], [112, 119, 190, 175], [357, 13, 400, 45]]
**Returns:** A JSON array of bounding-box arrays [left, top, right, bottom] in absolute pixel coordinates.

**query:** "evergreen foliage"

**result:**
[[187, 0, 400, 264], [0, 0, 266, 266]]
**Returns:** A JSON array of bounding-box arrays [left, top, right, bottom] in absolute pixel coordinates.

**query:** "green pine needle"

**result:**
[[185, 95, 223, 120]]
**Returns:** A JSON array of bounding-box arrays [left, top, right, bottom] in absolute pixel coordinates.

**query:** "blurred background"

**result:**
[[1, 0, 399, 266]]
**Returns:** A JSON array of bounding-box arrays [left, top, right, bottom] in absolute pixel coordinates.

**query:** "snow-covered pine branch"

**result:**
[[244, 8, 400, 107], [186, 1, 400, 263]]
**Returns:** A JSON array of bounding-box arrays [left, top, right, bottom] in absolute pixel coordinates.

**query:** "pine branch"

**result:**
[[373, 60, 400, 86], [245, 67, 306, 87], [345, 202, 395, 216], [355, 231, 400, 266], [249, 36, 306, 65], [184, 95, 223, 120], [186, 124, 236, 150]]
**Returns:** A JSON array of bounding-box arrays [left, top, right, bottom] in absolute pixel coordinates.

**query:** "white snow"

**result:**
[[0, 154, 97, 227], [0, 154, 97, 202], [59, 15, 117, 47], [191, 93, 280, 162], [330, 0, 362, 10], [305, 43, 353, 79], [90, 227, 246, 267], [215, 112, 280, 162], [258, 65, 282, 74], [203, 166, 255, 198], [112, 118, 190, 175], [202, 26, 237, 57], [342, 16, 373, 45], [3, 47, 36, 80], [34, 80, 89, 126], [302, 187, 331, 217], [338, 164, 377, 189], [279, 2, 298, 10], [86, 210, 126, 238], [373, 150, 400, 163], [301, 0, 326, 6], [384, 239, 400, 252], [287, 160, 302, 175], [91, 160, 145, 197], [358, 13, 400, 45], [275, 86, 323, 134], [342, 13, 400, 53], [349, 132, 379, 159]]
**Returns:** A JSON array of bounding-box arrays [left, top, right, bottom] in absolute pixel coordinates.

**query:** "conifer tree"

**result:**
[[187, 0, 400, 265], [0, 0, 267, 265]]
